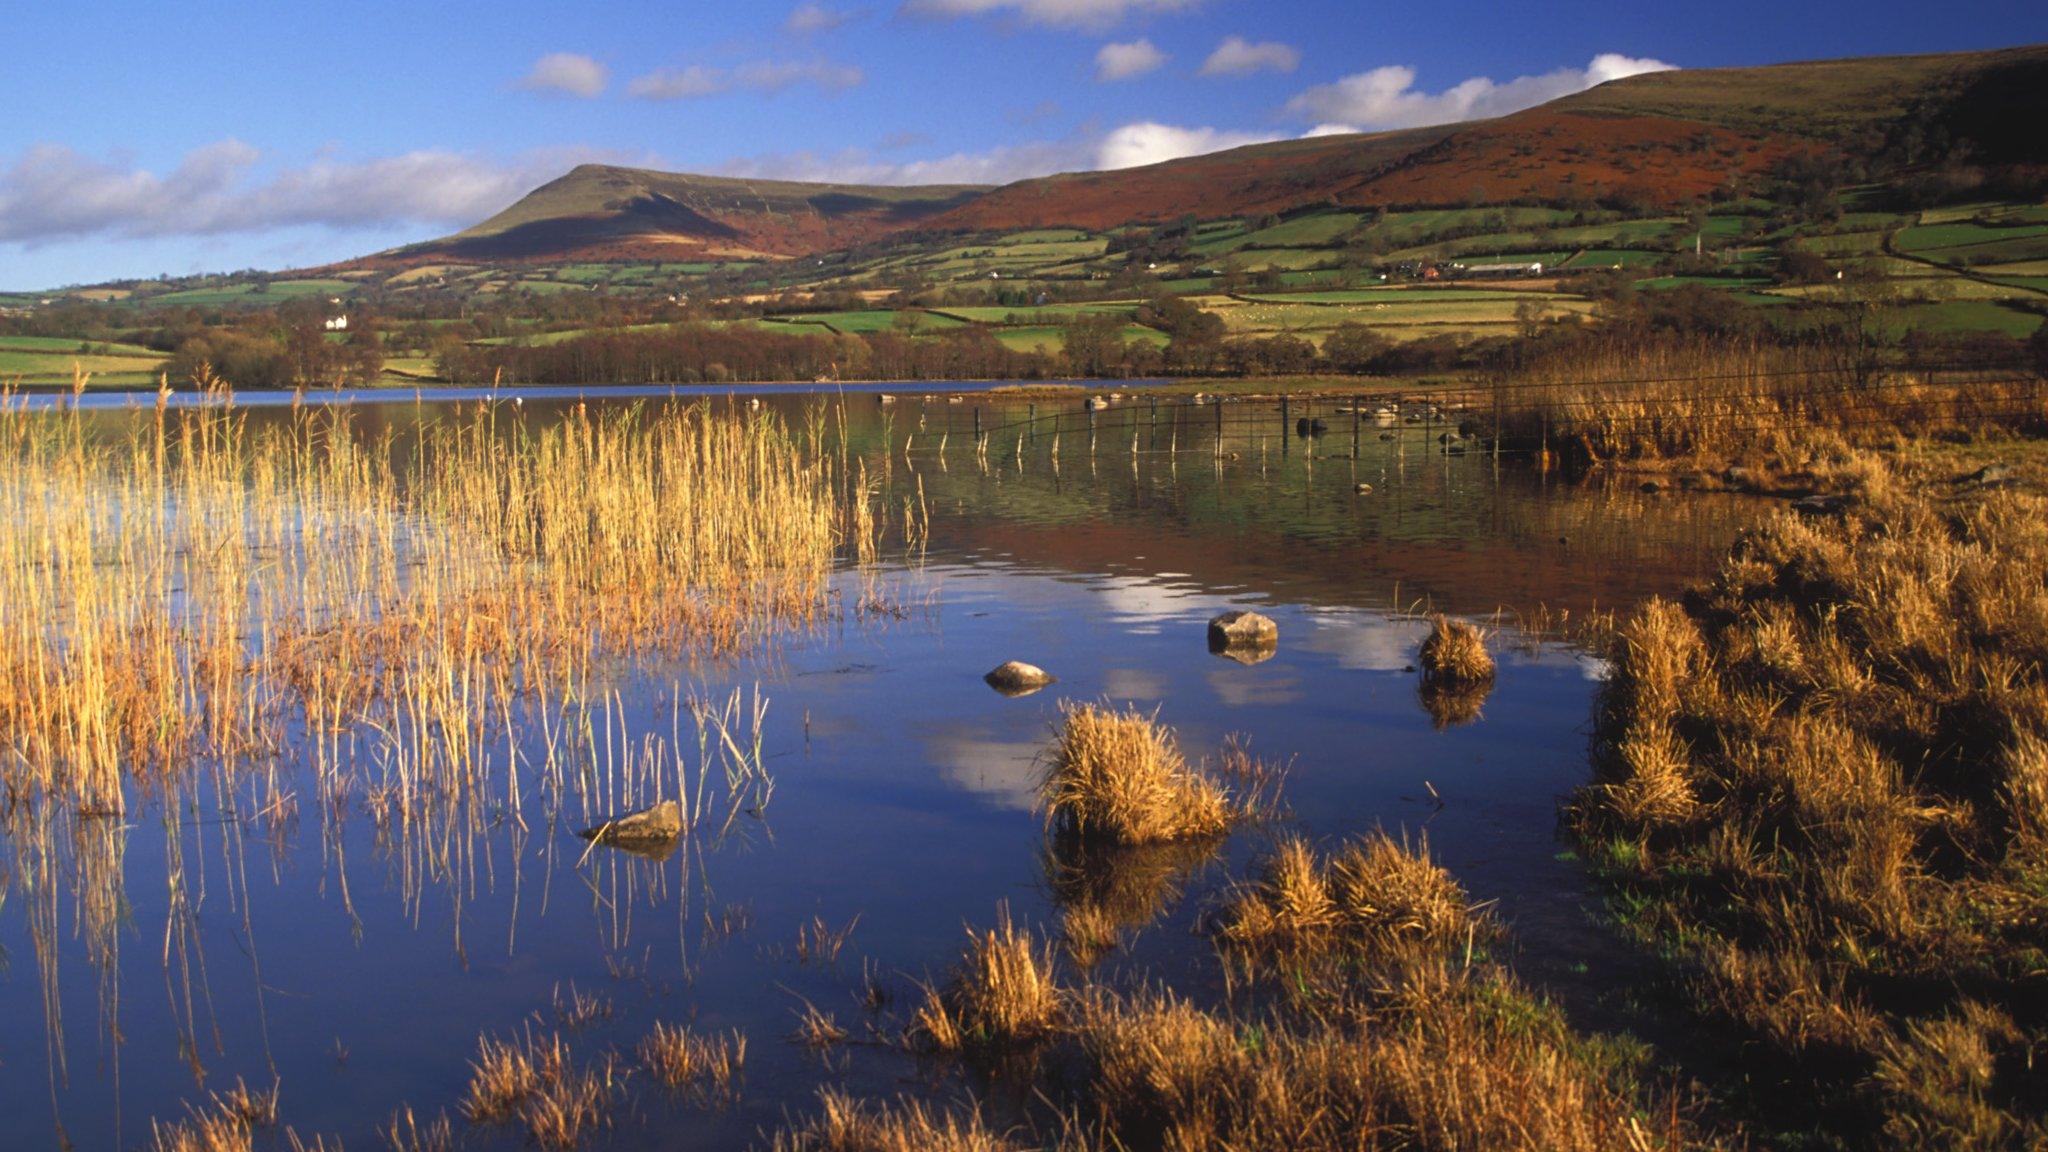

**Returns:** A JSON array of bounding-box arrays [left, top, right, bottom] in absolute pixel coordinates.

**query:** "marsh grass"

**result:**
[[1419, 614, 1496, 687], [1066, 963, 1697, 1152], [797, 913, 862, 965], [1572, 469, 2048, 1147], [384, 1107, 454, 1152], [1216, 831, 1480, 959], [638, 1023, 746, 1105], [147, 1079, 279, 1152], [793, 1001, 850, 1049], [913, 903, 1064, 1056], [462, 1028, 615, 1149], [1041, 703, 1272, 846], [0, 395, 851, 818], [771, 1089, 1020, 1152], [1488, 338, 2048, 474]]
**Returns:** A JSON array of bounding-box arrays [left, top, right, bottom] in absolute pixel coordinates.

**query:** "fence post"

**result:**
[[1352, 394, 1361, 459], [1281, 395, 1290, 458], [1027, 403, 1036, 442], [973, 405, 981, 443]]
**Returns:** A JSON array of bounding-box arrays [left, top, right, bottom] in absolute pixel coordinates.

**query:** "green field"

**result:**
[[143, 278, 355, 306], [767, 309, 971, 334], [1886, 300, 2044, 337], [1896, 221, 2048, 253]]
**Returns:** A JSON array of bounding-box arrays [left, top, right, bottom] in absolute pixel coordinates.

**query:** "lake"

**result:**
[[0, 384, 1760, 1149]]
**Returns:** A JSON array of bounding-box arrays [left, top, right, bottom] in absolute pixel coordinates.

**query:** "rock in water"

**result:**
[[1790, 494, 1851, 516], [580, 800, 683, 846], [985, 660, 1057, 696], [1208, 610, 1279, 654]]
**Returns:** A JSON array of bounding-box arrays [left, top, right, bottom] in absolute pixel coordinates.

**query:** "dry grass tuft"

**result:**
[[1419, 615, 1495, 687], [638, 1022, 746, 1104], [1218, 832, 1475, 956], [771, 1088, 1021, 1152], [913, 903, 1064, 1055], [1040, 703, 1233, 845], [462, 1028, 615, 1149]]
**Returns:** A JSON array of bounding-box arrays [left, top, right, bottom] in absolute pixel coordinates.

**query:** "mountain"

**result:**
[[373, 44, 2046, 267], [374, 167, 987, 264]]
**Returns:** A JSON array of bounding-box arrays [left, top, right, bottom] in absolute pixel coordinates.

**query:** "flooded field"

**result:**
[[0, 385, 1762, 1149]]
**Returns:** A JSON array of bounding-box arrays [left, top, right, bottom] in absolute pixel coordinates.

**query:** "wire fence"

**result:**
[[881, 364, 2046, 463]]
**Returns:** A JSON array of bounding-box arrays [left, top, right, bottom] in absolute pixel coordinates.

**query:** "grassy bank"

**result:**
[[1572, 457, 2048, 1148]]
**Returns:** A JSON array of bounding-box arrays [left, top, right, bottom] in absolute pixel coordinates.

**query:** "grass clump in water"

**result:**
[[913, 903, 1064, 1056], [1040, 703, 1240, 845], [1217, 832, 1478, 958], [1419, 614, 1496, 687], [638, 1023, 745, 1105], [462, 1029, 615, 1149], [771, 1088, 1020, 1152], [1571, 472, 2048, 1148]]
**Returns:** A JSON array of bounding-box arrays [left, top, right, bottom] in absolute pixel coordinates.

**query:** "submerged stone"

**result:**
[[1208, 610, 1279, 654], [986, 660, 1057, 696], [579, 799, 683, 846]]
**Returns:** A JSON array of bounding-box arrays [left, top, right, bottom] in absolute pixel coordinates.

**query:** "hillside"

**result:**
[[376, 166, 987, 264], [363, 44, 2045, 268]]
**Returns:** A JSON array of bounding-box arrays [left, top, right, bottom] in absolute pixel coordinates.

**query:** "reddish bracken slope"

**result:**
[[929, 110, 1792, 233]]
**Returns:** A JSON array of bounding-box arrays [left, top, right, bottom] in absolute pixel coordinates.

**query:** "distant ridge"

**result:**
[[367, 44, 2048, 268], [373, 166, 987, 265]]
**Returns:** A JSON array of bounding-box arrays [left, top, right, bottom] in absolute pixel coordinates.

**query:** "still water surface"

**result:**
[[0, 385, 1758, 1148]]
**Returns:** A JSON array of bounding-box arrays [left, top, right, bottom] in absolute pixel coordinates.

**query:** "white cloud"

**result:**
[[1286, 52, 1676, 130], [717, 137, 1094, 186], [784, 2, 853, 34], [1199, 35, 1299, 77], [517, 52, 609, 98], [721, 116, 1331, 187], [0, 142, 616, 244], [629, 59, 865, 100], [900, 0, 1199, 31], [1095, 38, 1166, 81], [1095, 121, 1279, 169]]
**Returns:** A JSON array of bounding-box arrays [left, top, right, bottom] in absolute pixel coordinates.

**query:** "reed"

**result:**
[[1484, 336, 2048, 474], [0, 396, 852, 819]]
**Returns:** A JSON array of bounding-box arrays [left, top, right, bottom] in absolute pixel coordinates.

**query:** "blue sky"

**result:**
[[3, 0, 2043, 288]]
